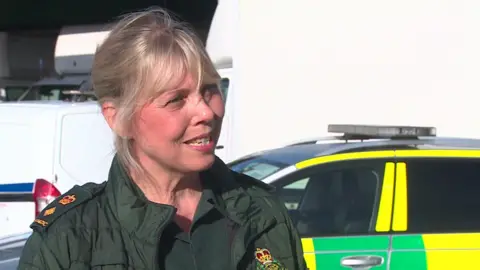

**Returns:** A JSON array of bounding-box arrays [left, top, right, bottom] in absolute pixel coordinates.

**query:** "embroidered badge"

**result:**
[[34, 219, 48, 227], [44, 207, 56, 216], [59, 195, 76, 205], [255, 248, 286, 270]]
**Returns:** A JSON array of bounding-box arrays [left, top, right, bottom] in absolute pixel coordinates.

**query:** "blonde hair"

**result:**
[[92, 7, 220, 173]]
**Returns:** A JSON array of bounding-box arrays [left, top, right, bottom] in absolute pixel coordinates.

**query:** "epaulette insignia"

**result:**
[[59, 195, 76, 205], [30, 185, 95, 232], [34, 219, 48, 227], [44, 207, 56, 216]]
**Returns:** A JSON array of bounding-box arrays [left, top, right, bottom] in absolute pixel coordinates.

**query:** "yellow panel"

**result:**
[[423, 233, 480, 249], [375, 162, 395, 232], [425, 251, 480, 270], [392, 162, 407, 231], [301, 238, 316, 270], [301, 238, 315, 253], [423, 234, 480, 269], [296, 150, 395, 169]]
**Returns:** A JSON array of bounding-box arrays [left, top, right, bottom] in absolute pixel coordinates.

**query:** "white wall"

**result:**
[[230, 0, 480, 158]]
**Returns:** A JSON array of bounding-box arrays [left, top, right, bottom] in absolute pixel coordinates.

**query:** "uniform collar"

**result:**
[[104, 155, 265, 242], [105, 156, 175, 242]]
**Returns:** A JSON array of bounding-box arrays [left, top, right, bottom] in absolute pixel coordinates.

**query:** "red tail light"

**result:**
[[33, 179, 61, 217]]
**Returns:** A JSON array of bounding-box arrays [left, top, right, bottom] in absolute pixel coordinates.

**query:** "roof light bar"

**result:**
[[328, 124, 437, 139], [62, 90, 96, 96]]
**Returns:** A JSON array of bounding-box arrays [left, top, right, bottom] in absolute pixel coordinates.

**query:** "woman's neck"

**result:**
[[129, 154, 203, 231], [130, 162, 203, 204], [136, 172, 202, 232]]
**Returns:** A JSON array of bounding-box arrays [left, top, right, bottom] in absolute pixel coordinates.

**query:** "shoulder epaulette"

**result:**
[[231, 170, 276, 194], [30, 182, 106, 232]]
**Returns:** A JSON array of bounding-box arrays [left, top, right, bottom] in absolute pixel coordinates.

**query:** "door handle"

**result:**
[[340, 255, 384, 269], [215, 145, 224, 149]]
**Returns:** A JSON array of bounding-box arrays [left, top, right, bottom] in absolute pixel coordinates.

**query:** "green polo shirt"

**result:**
[[157, 179, 233, 270]]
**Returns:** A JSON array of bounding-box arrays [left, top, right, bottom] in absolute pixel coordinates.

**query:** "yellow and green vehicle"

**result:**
[[229, 124, 480, 270]]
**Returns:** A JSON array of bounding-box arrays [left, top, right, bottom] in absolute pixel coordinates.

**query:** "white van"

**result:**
[[0, 101, 114, 238]]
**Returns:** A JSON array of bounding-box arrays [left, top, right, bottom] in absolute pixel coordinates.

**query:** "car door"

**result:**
[[390, 150, 480, 270], [271, 153, 396, 270]]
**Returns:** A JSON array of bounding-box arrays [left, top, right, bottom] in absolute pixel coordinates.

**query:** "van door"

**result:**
[[215, 67, 232, 162], [54, 109, 115, 192]]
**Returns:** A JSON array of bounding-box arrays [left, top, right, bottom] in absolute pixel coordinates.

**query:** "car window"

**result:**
[[405, 158, 480, 233], [229, 157, 288, 180], [271, 159, 386, 237]]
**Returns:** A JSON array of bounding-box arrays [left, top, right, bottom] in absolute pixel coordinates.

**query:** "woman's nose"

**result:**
[[193, 99, 216, 124]]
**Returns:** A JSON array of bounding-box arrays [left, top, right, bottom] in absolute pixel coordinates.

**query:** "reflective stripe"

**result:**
[[376, 162, 395, 232], [395, 149, 480, 158], [295, 150, 395, 169], [301, 238, 316, 270], [392, 162, 407, 231], [296, 149, 480, 171]]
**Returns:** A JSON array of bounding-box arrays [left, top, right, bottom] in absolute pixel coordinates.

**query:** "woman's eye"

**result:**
[[166, 95, 185, 105]]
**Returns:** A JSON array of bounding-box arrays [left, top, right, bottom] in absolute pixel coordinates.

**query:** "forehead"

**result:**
[[150, 65, 219, 92]]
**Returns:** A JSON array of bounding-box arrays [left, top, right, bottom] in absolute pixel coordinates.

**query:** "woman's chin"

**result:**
[[184, 154, 216, 172]]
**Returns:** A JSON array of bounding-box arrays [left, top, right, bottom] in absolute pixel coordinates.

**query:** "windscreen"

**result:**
[[20, 84, 78, 101], [229, 157, 288, 180]]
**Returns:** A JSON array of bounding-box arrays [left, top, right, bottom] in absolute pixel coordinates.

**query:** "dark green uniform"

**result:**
[[18, 156, 307, 270]]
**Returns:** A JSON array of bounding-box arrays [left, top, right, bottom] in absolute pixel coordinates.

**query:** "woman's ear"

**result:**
[[101, 101, 129, 138]]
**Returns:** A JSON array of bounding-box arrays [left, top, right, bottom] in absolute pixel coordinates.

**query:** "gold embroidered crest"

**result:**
[[255, 248, 286, 270]]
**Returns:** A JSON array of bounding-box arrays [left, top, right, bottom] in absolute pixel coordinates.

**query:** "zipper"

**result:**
[[190, 236, 199, 270], [153, 206, 176, 270]]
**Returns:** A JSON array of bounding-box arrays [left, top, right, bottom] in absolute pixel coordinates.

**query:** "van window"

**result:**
[[220, 78, 229, 101], [4, 86, 29, 101], [406, 158, 480, 233]]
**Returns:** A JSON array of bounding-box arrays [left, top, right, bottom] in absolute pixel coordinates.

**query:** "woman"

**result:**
[[18, 8, 307, 270]]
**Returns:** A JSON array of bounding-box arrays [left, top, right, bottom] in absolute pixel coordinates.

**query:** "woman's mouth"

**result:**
[[184, 136, 215, 153], [186, 136, 212, 146]]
